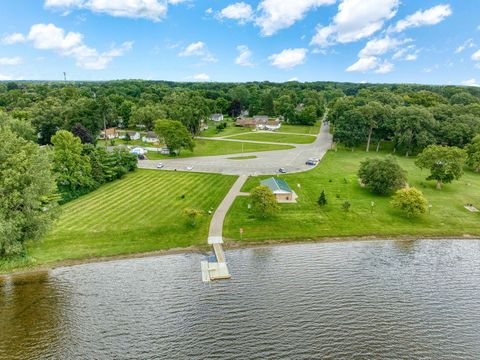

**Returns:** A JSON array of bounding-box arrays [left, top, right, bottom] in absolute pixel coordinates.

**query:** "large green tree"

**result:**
[[358, 156, 407, 195], [249, 185, 280, 219], [154, 120, 194, 155], [415, 145, 467, 189], [51, 130, 92, 191], [391, 188, 428, 218], [465, 135, 480, 172], [0, 129, 59, 256]]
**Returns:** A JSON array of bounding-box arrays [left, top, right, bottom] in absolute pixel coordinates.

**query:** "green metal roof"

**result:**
[[261, 177, 293, 193]]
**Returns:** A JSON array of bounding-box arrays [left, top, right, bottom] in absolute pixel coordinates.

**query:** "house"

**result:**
[[253, 115, 269, 123], [142, 131, 159, 143], [258, 120, 282, 131], [261, 177, 298, 203], [235, 118, 258, 128], [210, 113, 224, 122], [99, 127, 118, 140], [120, 131, 141, 140]]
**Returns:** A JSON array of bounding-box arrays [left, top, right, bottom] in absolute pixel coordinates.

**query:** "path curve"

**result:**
[[139, 122, 332, 176]]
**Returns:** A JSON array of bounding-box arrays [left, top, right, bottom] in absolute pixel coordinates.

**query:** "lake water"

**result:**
[[1, 239, 480, 359]]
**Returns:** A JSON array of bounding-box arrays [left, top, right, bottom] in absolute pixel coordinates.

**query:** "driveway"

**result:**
[[139, 122, 333, 176]]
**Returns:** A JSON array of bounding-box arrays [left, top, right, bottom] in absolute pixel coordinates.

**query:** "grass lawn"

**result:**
[[280, 123, 321, 135], [228, 132, 316, 144], [146, 139, 293, 159], [224, 149, 480, 242], [228, 155, 257, 160], [19, 170, 237, 267], [201, 120, 250, 137]]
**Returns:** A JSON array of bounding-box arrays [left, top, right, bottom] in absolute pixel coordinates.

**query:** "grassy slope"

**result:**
[[224, 149, 480, 242], [280, 123, 321, 134], [228, 132, 316, 144], [147, 139, 294, 159], [26, 170, 237, 265]]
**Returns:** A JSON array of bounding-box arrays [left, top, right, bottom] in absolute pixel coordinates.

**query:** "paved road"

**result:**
[[139, 122, 333, 176]]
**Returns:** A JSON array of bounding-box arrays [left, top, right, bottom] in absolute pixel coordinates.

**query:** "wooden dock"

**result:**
[[201, 236, 231, 282]]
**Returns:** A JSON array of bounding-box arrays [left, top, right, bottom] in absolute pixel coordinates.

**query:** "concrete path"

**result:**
[[208, 175, 248, 239], [139, 122, 332, 176]]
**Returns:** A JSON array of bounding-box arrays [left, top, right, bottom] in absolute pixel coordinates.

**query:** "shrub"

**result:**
[[358, 156, 407, 195], [391, 188, 428, 218]]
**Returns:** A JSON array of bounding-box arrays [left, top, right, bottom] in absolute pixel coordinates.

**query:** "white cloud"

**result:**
[[205, 8, 213, 15], [288, 77, 299, 81], [256, 0, 335, 36], [390, 4, 452, 33], [235, 45, 254, 66], [311, 0, 399, 47], [455, 39, 475, 54], [0, 73, 13, 80], [44, 0, 177, 21], [375, 60, 394, 73], [346, 56, 379, 72], [219, 2, 253, 23], [392, 45, 419, 61], [359, 36, 408, 57], [192, 73, 210, 81], [472, 49, 480, 61], [462, 79, 480, 87], [1, 32, 27, 45], [0, 57, 23, 65], [178, 41, 217, 62], [269, 48, 307, 69], [16, 23, 132, 70]]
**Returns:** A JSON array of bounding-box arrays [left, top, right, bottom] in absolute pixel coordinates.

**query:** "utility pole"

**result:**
[[63, 72, 67, 82]]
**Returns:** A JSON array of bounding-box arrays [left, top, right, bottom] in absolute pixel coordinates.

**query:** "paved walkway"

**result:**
[[208, 175, 248, 238], [139, 122, 332, 175]]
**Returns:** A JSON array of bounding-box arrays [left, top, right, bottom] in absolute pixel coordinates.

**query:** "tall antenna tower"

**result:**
[[63, 72, 67, 82]]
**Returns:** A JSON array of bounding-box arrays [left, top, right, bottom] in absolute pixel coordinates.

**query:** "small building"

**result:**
[[99, 127, 118, 140], [261, 177, 298, 203], [142, 131, 159, 143], [210, 113, 224, 122], [258, 120, 281, 131], [120, 131, 140, 140], [235, 118, 258, 128], [253, 115, 269, 123], [160, 147, 170, 155]]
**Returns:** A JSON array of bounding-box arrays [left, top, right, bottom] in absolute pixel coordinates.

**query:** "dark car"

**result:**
[[278, 168, 287, 174], [306, 160, 316, 165]]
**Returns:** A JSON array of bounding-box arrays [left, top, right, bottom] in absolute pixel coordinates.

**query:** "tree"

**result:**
[[318, 190, 327, 206], [466, 135, 480, 172], [249, 185, 280, 218], [71, 123, 93, 144], [415, 145, 467, 189], [0, 129, 59, 256], [131, 105, 166, 130], [183, 208, 203, 226], [342, 201, 351, 212], [154, 119, 194, 155], [358, 156, 407, 195], [391, 188, 428, 218], [333, 108, 368, 149], [51, 130, 92, 191]]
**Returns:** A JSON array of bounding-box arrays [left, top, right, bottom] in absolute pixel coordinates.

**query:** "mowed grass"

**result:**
[[224, 149, 480, 242], [147, 139, 293, 159], [280, 123, 321, 135], [229, 132, 316, 144], [27, 170, 237, 265], [201, 120, 250, 137]]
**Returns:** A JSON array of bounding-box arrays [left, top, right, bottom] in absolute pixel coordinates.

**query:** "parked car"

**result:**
[[156, 163, 164, 169], [278, 168, 287, 174], [306, 160, 316, 165], [186, 166, 193, 171]]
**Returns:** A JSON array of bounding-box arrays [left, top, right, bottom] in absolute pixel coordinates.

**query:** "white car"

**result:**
[[186, 166, 193, 171], [156, 163, 164, 169]]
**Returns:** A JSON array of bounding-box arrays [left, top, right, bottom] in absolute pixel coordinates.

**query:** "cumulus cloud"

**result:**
[[392, 45, 419, 61], [235, 45, 254, 66], [256, 0, 335, 36], [358, 36, 408, 57], [375, 60, 394, 74], [9, 23, 132, 70], [471, 49, 480, 61], [178, 41, 217, 62], [346, 56, 379, 72], [389, 4, 452, 33], [0, 57, 23, 65], [311, 0, 399, 47], [269, 48, 307, 69], [218, 2, 253, 23], [462, 79, 480, 87], [1, 32, 27, 45], [44, 0, 186, 21], [192, 73, 210, 81]]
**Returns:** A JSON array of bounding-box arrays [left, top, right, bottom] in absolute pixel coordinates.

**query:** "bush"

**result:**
[[249, 185, 280, 218], [342, 201, 351, 212], [358, 156, 407, 195], [391, 188, 428, 218], [318, 190, 327, 206]]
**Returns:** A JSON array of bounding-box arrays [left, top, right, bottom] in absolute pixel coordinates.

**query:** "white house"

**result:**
[[120, 131, 141, 140], [210, 113, 224, 122], [142, 131, 159, 143], [99, 127, 119, 140]]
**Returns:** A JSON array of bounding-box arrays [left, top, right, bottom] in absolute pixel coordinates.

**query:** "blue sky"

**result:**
[[0, 0, 479, 85]]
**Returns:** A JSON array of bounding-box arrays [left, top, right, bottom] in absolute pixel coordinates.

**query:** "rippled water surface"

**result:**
[[1, 240, 480, 359]]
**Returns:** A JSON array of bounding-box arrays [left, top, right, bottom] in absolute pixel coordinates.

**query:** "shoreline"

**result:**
[[1, 234, 479, 278]]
